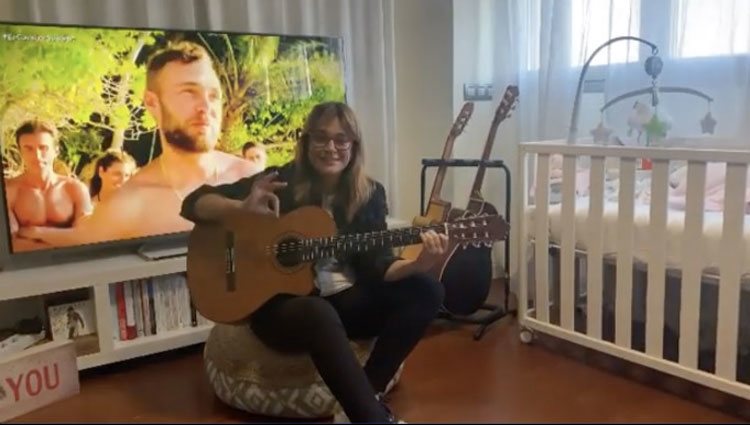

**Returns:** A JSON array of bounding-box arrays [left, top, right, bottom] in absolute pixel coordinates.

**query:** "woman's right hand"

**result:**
[[241, 171, 288, 217]]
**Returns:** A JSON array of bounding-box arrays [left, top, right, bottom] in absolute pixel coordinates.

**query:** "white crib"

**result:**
[[517, 140, 750, 400]]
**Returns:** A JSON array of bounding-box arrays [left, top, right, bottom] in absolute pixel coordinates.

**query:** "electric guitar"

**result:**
[[185, 205, 509, 324], [441, 85, 519, 316]]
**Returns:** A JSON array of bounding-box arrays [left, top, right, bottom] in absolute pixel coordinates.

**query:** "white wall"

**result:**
[[391, 0, 453, 220]]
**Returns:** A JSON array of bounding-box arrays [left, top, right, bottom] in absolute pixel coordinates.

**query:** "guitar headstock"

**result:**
[[493, 85, 520, 125], [449, 102, 475, 137], [446, 214, 509, 247]]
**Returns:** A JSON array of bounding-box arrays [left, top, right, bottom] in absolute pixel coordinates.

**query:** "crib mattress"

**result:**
[[525, 198, 750, 276]]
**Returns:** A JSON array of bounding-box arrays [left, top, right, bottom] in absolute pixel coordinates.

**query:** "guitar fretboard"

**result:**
[[270, 224, 448, 262]]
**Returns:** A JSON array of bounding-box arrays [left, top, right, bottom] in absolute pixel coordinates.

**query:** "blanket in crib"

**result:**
[[533, 157, 750, 212]]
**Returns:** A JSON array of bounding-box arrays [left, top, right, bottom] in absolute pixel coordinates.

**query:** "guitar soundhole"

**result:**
[[275, 236, 304, 268]]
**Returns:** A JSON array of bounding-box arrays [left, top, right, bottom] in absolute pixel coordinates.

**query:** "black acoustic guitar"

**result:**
[[440, 85, 519, 316]]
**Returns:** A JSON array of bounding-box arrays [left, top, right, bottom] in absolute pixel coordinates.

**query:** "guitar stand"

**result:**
[[420, 158, 513, 341]]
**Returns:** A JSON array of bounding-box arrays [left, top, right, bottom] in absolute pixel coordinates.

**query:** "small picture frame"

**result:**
[[46, 299, 96, 342]]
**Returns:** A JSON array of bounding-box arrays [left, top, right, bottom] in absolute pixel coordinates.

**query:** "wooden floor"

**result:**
[[9, 313, 745, 423]]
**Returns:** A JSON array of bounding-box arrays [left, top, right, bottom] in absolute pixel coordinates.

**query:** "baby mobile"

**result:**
[[590, 57, 717, 147]]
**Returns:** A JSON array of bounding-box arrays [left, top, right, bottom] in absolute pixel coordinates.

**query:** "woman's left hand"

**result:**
[[414, 230, 450, 273]]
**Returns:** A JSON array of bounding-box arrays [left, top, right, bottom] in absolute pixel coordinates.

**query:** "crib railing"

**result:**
[[517, 141, 750, 400]]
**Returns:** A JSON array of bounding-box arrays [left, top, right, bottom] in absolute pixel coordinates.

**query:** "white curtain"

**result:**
[[0, 0, 399, 209], [490, 0, 750, 148]]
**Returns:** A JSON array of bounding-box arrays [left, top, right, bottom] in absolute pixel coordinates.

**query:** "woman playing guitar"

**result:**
[[180, 101, 448, 424]]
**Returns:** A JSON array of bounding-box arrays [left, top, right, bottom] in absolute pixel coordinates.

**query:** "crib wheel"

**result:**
[[519, 328, 535, 344]]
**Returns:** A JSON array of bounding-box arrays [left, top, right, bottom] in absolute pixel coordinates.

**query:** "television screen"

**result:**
[[0, 22, 347, 254]]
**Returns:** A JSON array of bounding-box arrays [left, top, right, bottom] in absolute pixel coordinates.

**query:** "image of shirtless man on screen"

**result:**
[[6, 121, 92, 252], [17, 41, 261, 249]]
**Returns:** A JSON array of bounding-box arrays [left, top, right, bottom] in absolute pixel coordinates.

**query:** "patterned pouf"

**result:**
[[204, 323, 403, 419]]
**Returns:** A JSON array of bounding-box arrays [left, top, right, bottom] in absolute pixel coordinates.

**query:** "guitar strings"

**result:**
[[274, 227, 428, 249], [267, 224, 444, 255], [265, 215, 494, 257]]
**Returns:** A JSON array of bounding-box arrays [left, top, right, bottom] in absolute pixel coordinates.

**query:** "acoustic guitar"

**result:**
[[440, 85, 519, 316], [186, 205, 509, 324], [401, 101, 475, 252]]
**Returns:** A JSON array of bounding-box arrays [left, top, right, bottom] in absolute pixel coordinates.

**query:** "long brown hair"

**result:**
[[89, 149, 136, 198], [293, 102, 373, 223]]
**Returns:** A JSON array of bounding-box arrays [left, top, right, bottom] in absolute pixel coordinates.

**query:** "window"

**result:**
[[522, 0, 747, 72], [570, 0, 641, 67], [670, 0, 750, 58]]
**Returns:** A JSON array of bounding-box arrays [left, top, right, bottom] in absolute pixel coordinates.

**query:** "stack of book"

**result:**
[[108, 272, 212, 342]]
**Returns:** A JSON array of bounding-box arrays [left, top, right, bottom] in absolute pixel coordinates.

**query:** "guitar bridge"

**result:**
[[225, 231, 236, 292]]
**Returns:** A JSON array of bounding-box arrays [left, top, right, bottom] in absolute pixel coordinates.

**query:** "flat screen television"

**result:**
[[0, 21, 347, 265]]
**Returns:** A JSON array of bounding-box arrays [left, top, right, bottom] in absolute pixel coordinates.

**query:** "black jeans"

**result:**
[[248, 272, 444, 423]]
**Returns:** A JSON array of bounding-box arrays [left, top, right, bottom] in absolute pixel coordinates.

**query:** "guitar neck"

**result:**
[[429, 103, 473, 203], [429, 132, 457, 202], [469, 121, 500, 197], [287, 224, 448, 263], [429, 166, 449, 204], [468, 85, 517, 198]]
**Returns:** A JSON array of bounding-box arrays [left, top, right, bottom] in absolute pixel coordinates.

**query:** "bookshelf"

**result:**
[[0, 253, 193, 371], [0, 216, 412, 371], [0, 253, 209, 371]]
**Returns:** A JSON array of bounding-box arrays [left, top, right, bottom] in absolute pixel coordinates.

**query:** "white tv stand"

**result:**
[[0, 249, 209, 371]]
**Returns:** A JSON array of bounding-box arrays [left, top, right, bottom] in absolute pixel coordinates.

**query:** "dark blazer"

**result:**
[[180, 162, 402, 286]]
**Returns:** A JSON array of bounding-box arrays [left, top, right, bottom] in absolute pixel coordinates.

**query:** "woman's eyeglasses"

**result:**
[[308, 131, 353, 150]]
